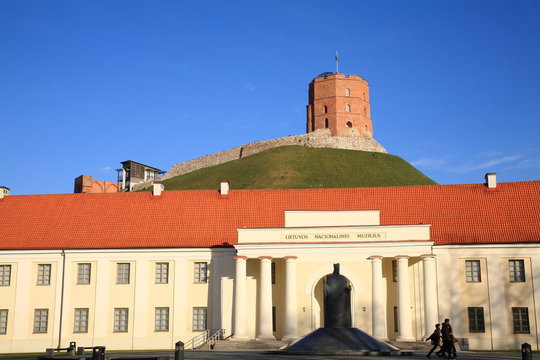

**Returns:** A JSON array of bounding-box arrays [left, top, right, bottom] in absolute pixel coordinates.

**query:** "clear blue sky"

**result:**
[[1, 0, 539, 195]]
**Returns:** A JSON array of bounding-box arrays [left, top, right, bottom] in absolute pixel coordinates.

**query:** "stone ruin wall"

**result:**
[[161, 129, 387, 180]]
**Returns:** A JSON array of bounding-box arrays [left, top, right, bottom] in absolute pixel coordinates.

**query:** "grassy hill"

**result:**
[[157, 146, 437, 190]]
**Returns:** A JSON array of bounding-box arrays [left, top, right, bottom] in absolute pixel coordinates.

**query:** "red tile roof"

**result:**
[[1, 181, 539, 250]]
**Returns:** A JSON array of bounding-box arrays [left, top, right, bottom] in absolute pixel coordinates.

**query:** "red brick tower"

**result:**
[[306, 73, 373, 139]]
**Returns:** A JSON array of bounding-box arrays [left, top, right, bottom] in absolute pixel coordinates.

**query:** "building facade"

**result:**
[[1, 177, 540, 353]]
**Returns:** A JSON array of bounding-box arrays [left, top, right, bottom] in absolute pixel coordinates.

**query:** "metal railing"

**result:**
[[207, 329, 226, 349], [186, 329, 226, 350]]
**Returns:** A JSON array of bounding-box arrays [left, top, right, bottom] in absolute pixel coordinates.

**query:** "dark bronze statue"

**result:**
[[283, 263, 394, 353], [324, 263, 352, 328]]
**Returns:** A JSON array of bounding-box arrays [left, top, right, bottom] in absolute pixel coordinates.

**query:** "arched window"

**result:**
[[325, 118, 329, 128], [345, 104, 351, 112], [363, 107, 367, 116], [363, 92, 366, 100], [346, 121, 352, 128], [324, 105, 328, 114], [345, 88, 350, 97]]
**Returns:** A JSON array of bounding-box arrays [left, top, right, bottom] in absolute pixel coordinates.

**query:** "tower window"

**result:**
[[346, 121, 352, 128], [345, 104, 350, 112], [324, 118, 329, 128], [363, 92, 366, 100], [324, 105, 328, 113], [363, 107, 367, 116], [345, 88, 350, 97]]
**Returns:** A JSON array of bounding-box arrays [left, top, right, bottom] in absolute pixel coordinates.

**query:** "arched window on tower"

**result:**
[[345, 88, 350, 97], [325, 118, 329, 128], [324, 105, 328, 113], [346, 121, 352, 128], [363, 107, 367, 116], [345, 104, 351, 112]]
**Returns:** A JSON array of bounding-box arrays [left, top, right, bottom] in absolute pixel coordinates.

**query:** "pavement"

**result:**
[[179, 350, 528, 359], [3, 350, 534, 360]]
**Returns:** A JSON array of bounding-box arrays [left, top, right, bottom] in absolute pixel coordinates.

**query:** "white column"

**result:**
[[232, 256, 248, 339], [283, 256, 298, 340], [369, 256, 387, 340], [422, 255, 438, 338], [257, 256, 275, 340], [396, 255, 414, 340], [122, 169, 127, 191]]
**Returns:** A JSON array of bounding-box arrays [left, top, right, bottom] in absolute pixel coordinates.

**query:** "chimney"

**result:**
[[0, 186, 10, 199], [152, 181, 164, 196], [220, 181, 230, 195], [74, 175, 93, 193], [485, 173, 497, 189]]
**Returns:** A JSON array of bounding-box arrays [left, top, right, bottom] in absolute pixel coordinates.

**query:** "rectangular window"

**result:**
[[74, 308, 89, 333], [509, 260, 525, 282], [392, 260, 397, 282], [155, 262, 169, 284], [37, 264, 51, 286], [0, 265, 11, 286], [33, 309, 48, 333], [393, 306, 399, 332], [77, 263, 91, 285], [467, 307, 485, 332], [465, 260, 481, 282], [194, 262, 207, 284], [272, 306, 276, 332], [512, 307, 530, 334], [155, 307, 169, 332], [0, 309, 7, 334], [116, 263, 130, 284], [192, 307, 207, 331], [114, 308, 129, 332]]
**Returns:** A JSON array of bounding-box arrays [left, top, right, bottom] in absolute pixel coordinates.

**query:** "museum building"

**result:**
[[1, 73, 540, 353]]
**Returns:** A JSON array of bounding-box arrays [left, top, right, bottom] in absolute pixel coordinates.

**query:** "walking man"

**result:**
[[426, 323, 441, 358]]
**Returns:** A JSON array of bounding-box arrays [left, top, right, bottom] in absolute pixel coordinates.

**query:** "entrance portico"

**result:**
[[232, 210, 438, 342]]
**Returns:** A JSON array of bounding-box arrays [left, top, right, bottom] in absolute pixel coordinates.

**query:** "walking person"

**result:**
[[426, 323, 441, 358], [448, 331, 458, 359], [439, 318, 457, 359]]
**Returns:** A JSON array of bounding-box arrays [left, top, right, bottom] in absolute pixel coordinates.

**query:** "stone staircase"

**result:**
[[196, 338, 432, 353], [386, 340, 434, 352], [196, 339, 290, 351]]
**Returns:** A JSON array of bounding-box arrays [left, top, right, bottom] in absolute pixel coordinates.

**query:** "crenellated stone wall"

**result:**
[[162, 130, 387, 180]]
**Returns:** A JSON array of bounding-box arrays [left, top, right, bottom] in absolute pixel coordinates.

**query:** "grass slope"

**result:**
[[159, 146, 437, 190]]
